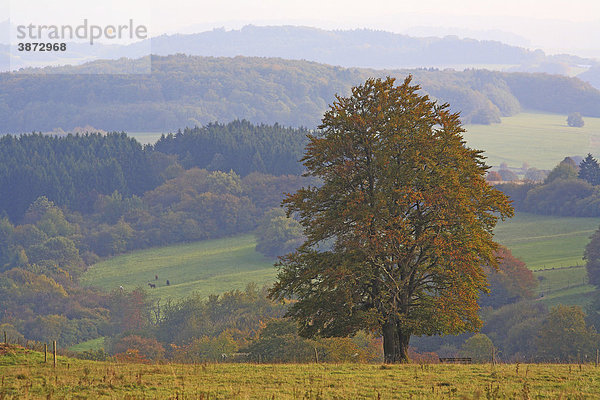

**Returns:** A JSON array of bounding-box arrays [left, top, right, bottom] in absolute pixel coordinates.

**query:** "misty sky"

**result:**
[[5, 0, 600, 57]]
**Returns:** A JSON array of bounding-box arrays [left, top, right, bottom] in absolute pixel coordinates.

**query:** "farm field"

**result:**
[[80, 234, 277, 301], [68, 338, 106, 353], [1, 345, 600, 399], [464, 112, 600, 170]]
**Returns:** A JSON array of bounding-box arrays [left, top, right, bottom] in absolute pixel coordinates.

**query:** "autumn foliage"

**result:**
[[270, 76, 513, 363]]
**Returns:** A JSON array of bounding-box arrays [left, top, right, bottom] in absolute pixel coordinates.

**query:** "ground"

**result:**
[[1, 345, 600, 399]]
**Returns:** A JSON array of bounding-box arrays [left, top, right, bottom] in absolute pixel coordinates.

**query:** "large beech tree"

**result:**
[[269, 76, 513, 363]]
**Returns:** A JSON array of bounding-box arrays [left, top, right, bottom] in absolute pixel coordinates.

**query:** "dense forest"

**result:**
[[154, 120, 309, 176], [2, 55, 600, 132], [0, 123, 309, 222], [0, 133, 160, 220]]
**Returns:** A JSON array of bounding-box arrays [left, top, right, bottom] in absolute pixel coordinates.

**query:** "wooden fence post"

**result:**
[[44, 343, 47, 363], [53, 340, 57, 368], [596, 349, 599, 367], [3, 331, 6, 344]]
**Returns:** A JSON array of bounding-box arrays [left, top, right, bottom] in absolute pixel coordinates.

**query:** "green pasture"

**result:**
[[494, 212, 599, 306], [80, 234, 277, 301], [68, 337, 106, 353], [464, 112, 600, 170], [80, 213, 600, 306], [494, 212, 600, 270]]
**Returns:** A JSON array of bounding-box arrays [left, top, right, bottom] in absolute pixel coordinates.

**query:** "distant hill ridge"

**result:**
[[3, 25, 597, 77], [1, 54, 600, 133]]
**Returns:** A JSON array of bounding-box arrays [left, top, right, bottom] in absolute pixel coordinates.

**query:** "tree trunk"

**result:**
[[382, 321, 411, 363]]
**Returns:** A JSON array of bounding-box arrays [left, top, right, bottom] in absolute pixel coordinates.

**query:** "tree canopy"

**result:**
[[578, 154, 600, 185], [269, 76, 513, 363]]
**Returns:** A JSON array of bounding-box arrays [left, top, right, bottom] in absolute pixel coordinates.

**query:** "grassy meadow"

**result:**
[[494, 212, 599, 306], [80, 234, 277, 301], [80, 213, 600, 306], [464, 112, 600, 170], [2, 345, 600, 399], [494, 212, 600, 271]]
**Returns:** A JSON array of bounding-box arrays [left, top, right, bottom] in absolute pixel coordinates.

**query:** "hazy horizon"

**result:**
[[3, 0, 600, 59]]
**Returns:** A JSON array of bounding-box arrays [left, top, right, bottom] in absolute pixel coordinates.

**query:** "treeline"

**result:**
[[497, 155, 600, 217], [3, 55, 600, 132], [0, 123, 309, 222], [80, 285, 385, 364], [154, 120, 309, 176], [0, 133, 161, 220]]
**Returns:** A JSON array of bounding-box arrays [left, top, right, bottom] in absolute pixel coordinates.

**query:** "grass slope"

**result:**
[[80, 213, 599, 306], [494, 212, 600, 270], [1, 345, 599, 399], [80, 234, 276, 300], [494, 212, 599, 306], [68, 338, 106, 353], [464, 112, 600, 169]]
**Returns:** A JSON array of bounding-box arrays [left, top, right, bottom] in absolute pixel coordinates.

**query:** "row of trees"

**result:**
[[0, 133, 167, 221], [497, 155, 600, 217], [84, 281, 599, 364]]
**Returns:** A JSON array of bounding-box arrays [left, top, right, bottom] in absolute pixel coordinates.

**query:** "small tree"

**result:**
[[567, 112, 585, 127], [498, 169, 518, 182], [524, 168, 547, 183], [480, 246, 537, 308], [255, 208, 304, 258], [578, 154, 600, 185], [486, 171, 502, 182], [270, 76, 513, 363], [545, 157, 578, 184], [460, 333, 494, 363], [584, 226, 600, 287], [536, 305, 598, 361]]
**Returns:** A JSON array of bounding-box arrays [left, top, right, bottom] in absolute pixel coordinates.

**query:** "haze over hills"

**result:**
[[141, 26, 597, 74], [1, 54, 600, 133], [2, 25, 600, 89]]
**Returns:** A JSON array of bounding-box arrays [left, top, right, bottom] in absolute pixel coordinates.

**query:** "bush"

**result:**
[[460, 334, 494, 363], [567, 112, 584, 127], [109, 335, 165, 361]]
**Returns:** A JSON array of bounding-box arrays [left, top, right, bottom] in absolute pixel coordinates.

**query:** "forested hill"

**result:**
[[2, 54, 600, 133]]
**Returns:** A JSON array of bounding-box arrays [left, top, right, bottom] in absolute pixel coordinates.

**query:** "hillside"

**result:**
[[2, 55, 600, 133], [494, 212, 600, 308], [80, 234, 277, 300], [79, 213, 598, 307]]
